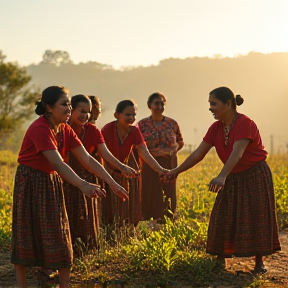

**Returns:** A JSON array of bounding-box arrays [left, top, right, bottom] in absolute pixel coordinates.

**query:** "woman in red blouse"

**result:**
[[137, 92, 184, 222], [101, 100, 167, 226], [166, 86, 280, 274], [64, 94, 137, 249], [11, 86, 128, 288]]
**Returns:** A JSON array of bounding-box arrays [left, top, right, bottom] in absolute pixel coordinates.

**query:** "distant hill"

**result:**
[[26, 52, 288, 153]]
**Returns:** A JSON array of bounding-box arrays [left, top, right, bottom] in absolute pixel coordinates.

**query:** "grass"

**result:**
[[0, 150, 288, 287]]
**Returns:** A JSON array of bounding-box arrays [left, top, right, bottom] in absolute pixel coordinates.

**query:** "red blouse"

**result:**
[[81, 122, 105, 154], [203, 113, 267, 173], [18, 115, 82, 173], [101, 121, 145, 163]]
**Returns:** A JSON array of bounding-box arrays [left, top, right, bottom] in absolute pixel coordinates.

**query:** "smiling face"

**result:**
[[115, 105, 136, 126], [47, 93, 71, 124], [208, 94, 231, 121], [70, 101, 91, 127], [150, 96, 165, 115]]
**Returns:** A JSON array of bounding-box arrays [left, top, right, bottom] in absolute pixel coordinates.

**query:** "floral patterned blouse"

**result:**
[[137, 116, 183, 157]]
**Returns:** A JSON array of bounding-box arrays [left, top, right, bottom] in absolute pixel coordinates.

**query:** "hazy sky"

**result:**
[[1, 0, 287, 68]]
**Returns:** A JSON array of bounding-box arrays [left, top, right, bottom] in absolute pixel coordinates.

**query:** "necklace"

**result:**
[[44, 115, 64, 151], [116, 122, 130, 145], [223, 112, 238, 147]]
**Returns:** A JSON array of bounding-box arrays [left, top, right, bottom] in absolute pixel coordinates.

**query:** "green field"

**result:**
[[0, 150, 287, 287]]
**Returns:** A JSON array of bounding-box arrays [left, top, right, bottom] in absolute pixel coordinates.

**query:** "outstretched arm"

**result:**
[[136, 143, 167, 174], [171, 141, 212, 175], [42, 149, 105, 198], [208, 138, 250, 192], [97, 143, 139, 177], [70, 145, 129, 201]]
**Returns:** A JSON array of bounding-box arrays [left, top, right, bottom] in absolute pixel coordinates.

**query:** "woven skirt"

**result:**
[[141, 155, 177, 221], [206, 161, 281, 257], [63, 155, 100, 247], [101, 150, 142, 226], [11, 165, 73, 269]]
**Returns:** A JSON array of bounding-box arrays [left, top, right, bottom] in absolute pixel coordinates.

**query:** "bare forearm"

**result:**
[[173, 151, 204, 174], [54, 161, 85, 188], [101, 149, 124, 171], [218, 150, 241, 178], [82, 155, 116, 185], [139, 149, 163, 173]]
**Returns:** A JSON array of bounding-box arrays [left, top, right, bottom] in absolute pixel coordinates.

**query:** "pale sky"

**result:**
[[1, 0, 288, 68]]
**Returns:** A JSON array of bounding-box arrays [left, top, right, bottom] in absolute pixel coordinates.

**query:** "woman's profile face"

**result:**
[[208, 94, 230, 120], [150, 96, 165, 114], [90, 102, 101, 122], [47, 94, 71, 124]]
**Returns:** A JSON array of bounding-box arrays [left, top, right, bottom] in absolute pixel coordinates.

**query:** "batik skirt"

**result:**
[[11, 164, 73, 269], [206, 161, 281, 257]]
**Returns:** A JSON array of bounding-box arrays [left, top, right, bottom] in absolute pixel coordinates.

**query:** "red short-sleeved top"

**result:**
[[81, 122, 105, 154], [101, 121, 145, 163], [18, 115, 82, 173], [203, 113, 267, 173]]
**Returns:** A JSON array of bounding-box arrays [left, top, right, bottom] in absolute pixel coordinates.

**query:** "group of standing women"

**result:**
[[11, 85, 280, 288]]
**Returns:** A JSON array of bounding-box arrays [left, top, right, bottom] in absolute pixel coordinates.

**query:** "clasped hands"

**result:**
[[159, 168, 178, 183]]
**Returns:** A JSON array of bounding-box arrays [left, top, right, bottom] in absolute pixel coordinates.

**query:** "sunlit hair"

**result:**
[[89, 95, 101, 106], [71, 94, 91, 109], [209, 87, 244, 110], [115, 99, 137, 113], [35, 86, 69, 115], [147, 92, 166, 109]]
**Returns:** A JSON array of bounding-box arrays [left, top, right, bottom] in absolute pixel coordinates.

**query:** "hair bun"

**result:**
[[35, 99, 46, 115], [235, 94, 244, 106]]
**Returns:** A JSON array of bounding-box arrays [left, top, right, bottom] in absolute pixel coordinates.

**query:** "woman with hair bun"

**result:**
[[166, 86, 280, 274], [11, 86, 128, 288]]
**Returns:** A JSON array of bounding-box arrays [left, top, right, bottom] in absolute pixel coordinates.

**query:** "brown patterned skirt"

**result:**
[[11, 165, 73, 269], [63, 153, 101, 247], [206, 161, 281, 257], [101, 151, 142, 226], [141, 155, 177, 221]]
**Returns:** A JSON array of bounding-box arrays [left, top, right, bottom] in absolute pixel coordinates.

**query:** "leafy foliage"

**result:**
[[0, 51, 39, 139], [0, 150, 287, 287]]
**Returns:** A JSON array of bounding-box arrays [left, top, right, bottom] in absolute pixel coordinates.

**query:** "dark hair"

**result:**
[[209, 87, 244, 110], [71, 94, 91, 109], [147, 92, 166, 108], [115, 100, 136, 113], [35, 86, 69, 115], [89, 95, 101, 106]]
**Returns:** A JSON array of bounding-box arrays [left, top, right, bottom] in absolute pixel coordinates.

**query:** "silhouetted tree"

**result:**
[[42, 49, 72, 66], [0, 51, 39, 137]]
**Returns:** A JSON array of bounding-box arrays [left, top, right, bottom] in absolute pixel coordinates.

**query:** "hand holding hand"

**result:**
[[208, 176, 226, 193], [159, 169, 178, 183], [80, 181, 106, 198]]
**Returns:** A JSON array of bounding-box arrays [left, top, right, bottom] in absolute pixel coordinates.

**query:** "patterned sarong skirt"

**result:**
[[63, 153, 101, 247], [11, 165, 73, 269], [206, 161, 281, 257], [101, 150, 142, 226]]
